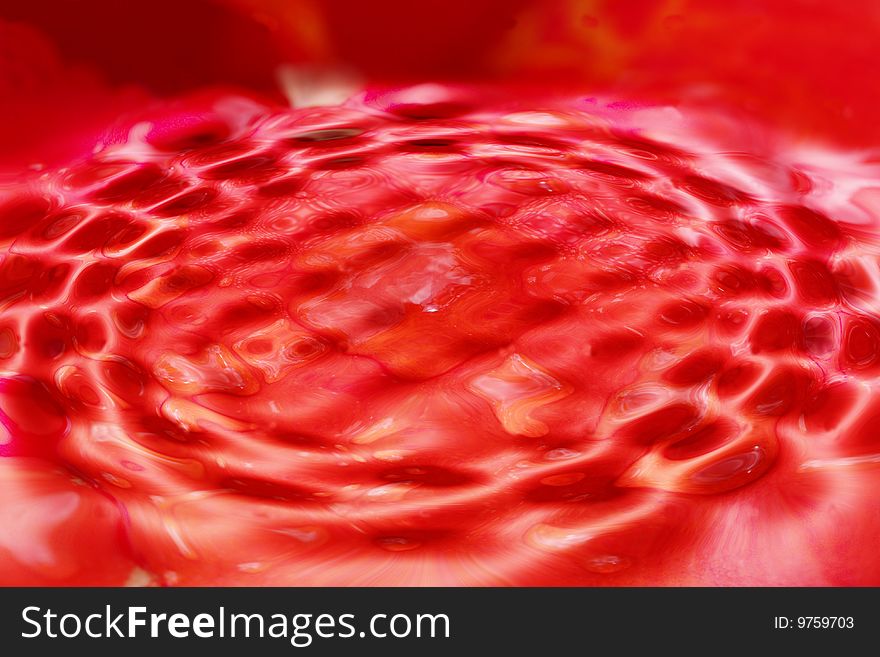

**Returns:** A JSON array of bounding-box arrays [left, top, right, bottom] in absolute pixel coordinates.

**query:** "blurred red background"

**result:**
[[1, 0, 878, 168]]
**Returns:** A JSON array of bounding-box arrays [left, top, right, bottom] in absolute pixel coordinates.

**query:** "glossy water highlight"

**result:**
[[2, 85, 880, 585]]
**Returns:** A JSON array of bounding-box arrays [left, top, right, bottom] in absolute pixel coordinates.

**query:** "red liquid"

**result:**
[[2, 85, 880, 585]]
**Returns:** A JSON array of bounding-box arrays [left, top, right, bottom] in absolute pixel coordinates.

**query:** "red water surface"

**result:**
[[2, 84, 880, 585]]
